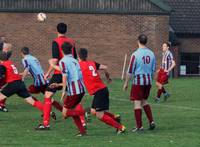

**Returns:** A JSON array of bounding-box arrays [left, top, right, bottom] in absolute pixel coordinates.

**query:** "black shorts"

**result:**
[[46, 74, 63, 93], [1, 80, 31, 98], [92, 87, 109, 111]]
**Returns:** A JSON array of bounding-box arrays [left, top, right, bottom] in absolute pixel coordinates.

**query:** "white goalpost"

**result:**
[[121, 53, 127, 80]]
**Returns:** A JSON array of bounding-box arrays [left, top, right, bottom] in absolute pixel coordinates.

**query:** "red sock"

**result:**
[[0, 99, 6, 107], [66, 109, 85, 117], [162, 87, 166, 94], [100, 113, 122, 130], [75, 104, 85, 125], [33, 100, 44, 111], [143, 104, 153, 123], [157, 89, 163, 98], [72, 116, 86, 134], [134, 109, 142, 128], [104, 111, 116, 119], [52, 100, 63, 112], [43, 98, 52, 126]]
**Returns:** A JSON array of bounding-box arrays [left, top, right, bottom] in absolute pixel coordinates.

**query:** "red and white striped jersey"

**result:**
[[161, 50, 174, 71]]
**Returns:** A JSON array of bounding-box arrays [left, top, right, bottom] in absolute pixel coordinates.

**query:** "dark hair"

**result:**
[[57, 23, 67, 34], [163, 42, 171, 48], [138, 34, 148, 45], [78, 48, 88, 61], [62, 42, 72, 55], [21, 47, 30, 55], [0, 51, 8, 61]]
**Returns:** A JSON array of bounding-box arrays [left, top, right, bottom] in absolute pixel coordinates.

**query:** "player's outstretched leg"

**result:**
[[96, 111, 126, 134], [162, 87, 170, 101], [63, 107, 86, 136]]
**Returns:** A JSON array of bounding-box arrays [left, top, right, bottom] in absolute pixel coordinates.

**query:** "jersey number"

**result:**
[[89, 66, 97, 77], [11, 65, 19, 74], [142, 56, 151, 64]]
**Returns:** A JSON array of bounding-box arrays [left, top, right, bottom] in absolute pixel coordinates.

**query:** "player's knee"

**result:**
[[96, 111, 104, 119], [25, 97, 35, 105], [45, 91, 53, 98], [90, 108, 96, 116]]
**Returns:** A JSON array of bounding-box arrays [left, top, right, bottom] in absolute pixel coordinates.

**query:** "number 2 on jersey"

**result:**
[[89, 66, 97, 76]]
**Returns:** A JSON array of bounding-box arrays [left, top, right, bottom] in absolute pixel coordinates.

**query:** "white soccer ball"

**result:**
[[37, 13, 47, 22]]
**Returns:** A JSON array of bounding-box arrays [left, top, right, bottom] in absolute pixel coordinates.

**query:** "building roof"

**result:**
[[164, 0, 200, 35], [0, 0, 171, 15]]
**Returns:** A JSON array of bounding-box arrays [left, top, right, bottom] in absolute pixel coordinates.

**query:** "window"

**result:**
[[180, 53, 200, 75]]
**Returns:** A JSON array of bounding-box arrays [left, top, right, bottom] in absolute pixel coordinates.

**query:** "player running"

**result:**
[[0, 51, 45, 125], [155, 42, 176, 102], [20, 47, 63, 119], [78, 48, 126, 134], [36, 22, 85, 130], [0, 39, 13, 112], [123, 34, 156, 132], [49, 42, 86, 136]]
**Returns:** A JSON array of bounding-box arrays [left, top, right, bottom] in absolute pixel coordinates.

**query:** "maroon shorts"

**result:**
[[28, 84, 47, 94], [130, 85, 151, 101], [63, 93, 85, 109], [157, 69, 169, 84]]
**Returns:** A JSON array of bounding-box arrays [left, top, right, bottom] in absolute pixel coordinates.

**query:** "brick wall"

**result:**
[[0, 13, 169, 78]]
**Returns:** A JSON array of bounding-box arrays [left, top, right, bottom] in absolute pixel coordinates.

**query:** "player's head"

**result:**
[[21, 47, 30, 56], [0, 51, 9, 61], [62, 42, 72, 55], [57, 23, 67, 34], [162, 42, 170, 52], [78, 48, 88, 61], [138, 34, 148, 46]]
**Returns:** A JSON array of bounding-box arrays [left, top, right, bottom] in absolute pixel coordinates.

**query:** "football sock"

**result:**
[[32, 96, 38, 101], [43, 98, 52, 127], [72, 116, 86, 134], [134, 109, 142, 128], [100, 113, 122, 130], [162, 87, 166, 94], [33, 100, 44, 111], [66, 109, 85, 117], [143, 104, 153, 123], [75, 104, 86, 125], [52, 100, 63, 112], [157, 89, 163, 98], [0, 99, 6, 107]]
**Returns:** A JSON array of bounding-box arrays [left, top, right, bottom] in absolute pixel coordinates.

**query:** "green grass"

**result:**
[[0, 78, 200, 147]]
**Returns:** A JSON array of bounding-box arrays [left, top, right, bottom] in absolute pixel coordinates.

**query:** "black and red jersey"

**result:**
[[0, 60, 21, 83], [52, 36, 76, 74]]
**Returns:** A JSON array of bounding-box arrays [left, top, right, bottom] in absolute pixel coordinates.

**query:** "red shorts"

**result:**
[[28, 84, 47, 94], [157, 69, 169, 84], [64, 93, 85, 109], [130, 85, 151, 101]]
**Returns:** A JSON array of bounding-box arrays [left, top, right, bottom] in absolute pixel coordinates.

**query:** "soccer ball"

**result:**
[[37, 13, 47, 22]]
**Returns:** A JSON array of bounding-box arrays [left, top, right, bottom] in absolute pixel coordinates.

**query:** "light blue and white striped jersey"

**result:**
[[127, 47, 156, 85], [22, 55, 47, 87], [59, 54, 85, 96]]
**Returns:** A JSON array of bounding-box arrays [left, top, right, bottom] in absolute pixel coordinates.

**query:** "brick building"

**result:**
[[0, 0, 171, 78], [164, 0, 200, 76]]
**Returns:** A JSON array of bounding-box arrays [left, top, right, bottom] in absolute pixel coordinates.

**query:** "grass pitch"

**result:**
[[0, 78, 200, 147]]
